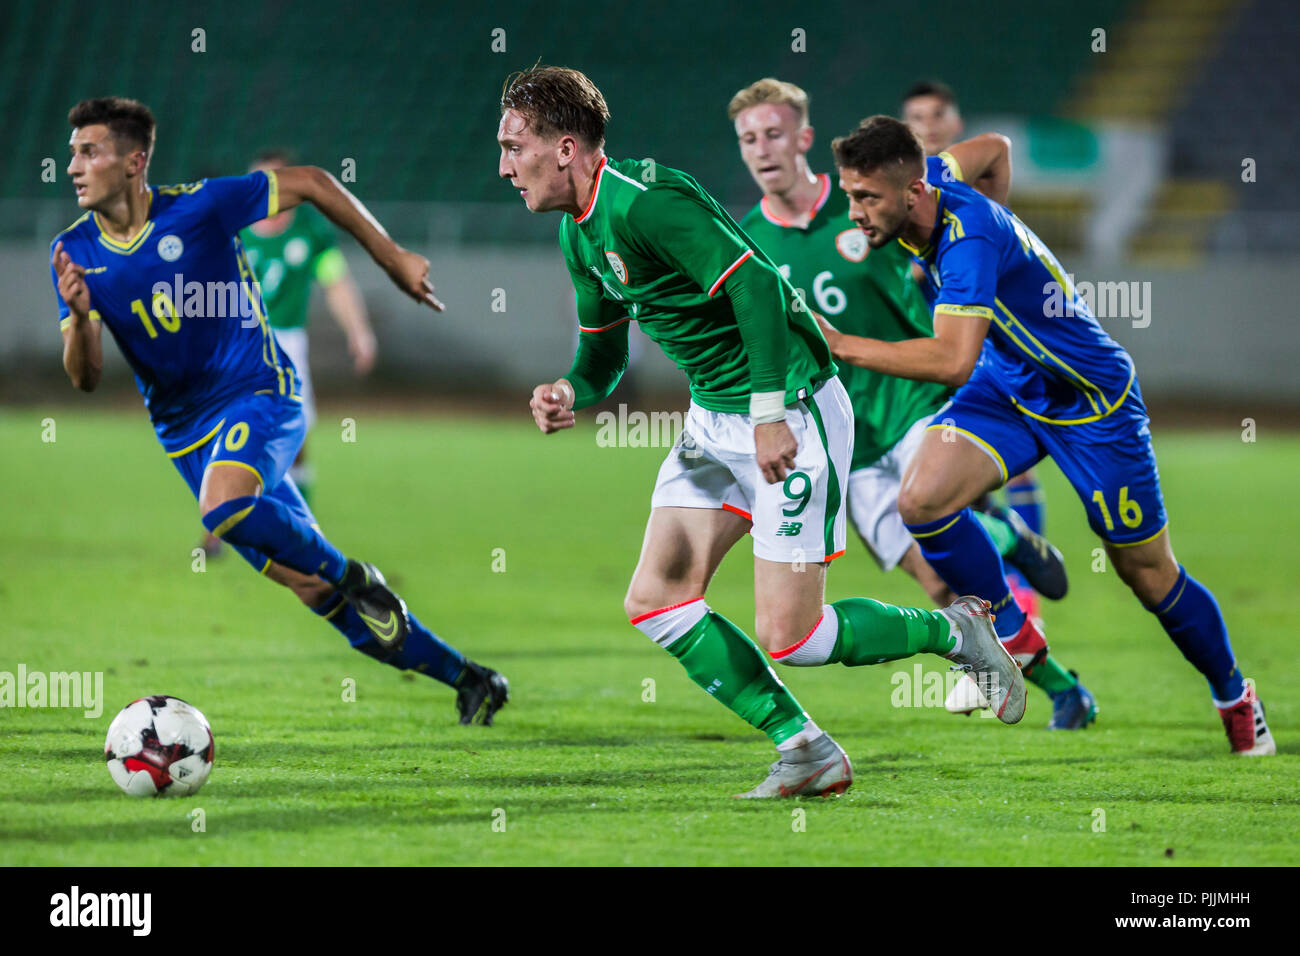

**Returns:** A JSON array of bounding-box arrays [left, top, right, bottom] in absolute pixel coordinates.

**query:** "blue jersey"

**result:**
[[905, 154, 1135, 424], [49, 171, 298, 453]]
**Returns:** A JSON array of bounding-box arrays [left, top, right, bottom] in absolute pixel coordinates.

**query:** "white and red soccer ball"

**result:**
[[104, 695, 214, 797]]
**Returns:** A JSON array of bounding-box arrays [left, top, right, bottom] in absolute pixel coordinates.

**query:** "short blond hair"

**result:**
[[727, 78, 809, 124]]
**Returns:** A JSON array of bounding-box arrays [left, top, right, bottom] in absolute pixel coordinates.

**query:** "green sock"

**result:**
[[973, 510, 1017, 557], [1026, 652, 1078, 696], [666, 611, 810, 745], [828, 598, 956, 665]]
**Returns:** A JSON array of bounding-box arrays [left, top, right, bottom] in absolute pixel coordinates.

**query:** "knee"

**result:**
[[1112, 552, 1179, 606], [625, 582, 669, 623], [198, 465, 261, 523], [199, 490, 237, 524], [623, 589, 649, 622], [624, 566, 703, 623], [754, 606, 815, 655], [897, 483, 946, 526]]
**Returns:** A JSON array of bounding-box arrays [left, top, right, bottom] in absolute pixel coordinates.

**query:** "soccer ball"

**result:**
[[104, 695, 215, 797]]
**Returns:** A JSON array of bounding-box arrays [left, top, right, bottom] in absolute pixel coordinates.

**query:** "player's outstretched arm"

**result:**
[[273, 166, 445, 311], [816, 311, 987, 387], [52, 241, 102, 392], [942, 133, 1012, 205], [322, 272, 377, 375]]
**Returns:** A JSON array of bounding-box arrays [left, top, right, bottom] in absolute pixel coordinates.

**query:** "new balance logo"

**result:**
[[776, 521, 803, 536]]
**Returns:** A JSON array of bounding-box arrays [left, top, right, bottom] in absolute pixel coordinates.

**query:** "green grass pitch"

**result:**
[[1, 407, 1296, 865]]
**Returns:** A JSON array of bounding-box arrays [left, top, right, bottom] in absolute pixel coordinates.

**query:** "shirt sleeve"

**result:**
[[928, 153, 963, 185], [565, 294, 631, 409], [933, 236, 998, 322], [560, 230, 631, 408], [204, 170, 279, 236]]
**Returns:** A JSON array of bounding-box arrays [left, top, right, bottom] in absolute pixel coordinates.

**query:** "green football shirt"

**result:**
[[240, 205, 346, 330], [739, 176, 951, 469], [559, 157, 834, 414]]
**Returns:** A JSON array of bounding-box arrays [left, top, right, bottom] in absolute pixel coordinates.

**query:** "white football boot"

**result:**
[[735, 732, 852, 798], [945, 672, 990, 715]]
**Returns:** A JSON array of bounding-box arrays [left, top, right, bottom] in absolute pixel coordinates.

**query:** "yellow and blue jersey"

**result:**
[[48, 171, 298, 453], [905, 154, 1135, 426]]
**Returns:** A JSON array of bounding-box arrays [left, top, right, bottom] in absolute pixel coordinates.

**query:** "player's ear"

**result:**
[[126, 148, 148, 178], [797, 125, 814, 153], [905, 175, 926, 205], [555, 134, 579, 169]]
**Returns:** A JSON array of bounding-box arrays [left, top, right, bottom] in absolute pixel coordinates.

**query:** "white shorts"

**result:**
[[845, 413, 933, 571], [272, 327, 315, 430], [650, 376, 852, 564]]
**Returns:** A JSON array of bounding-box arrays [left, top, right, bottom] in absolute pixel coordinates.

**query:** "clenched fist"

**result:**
[[530, 380, 576, 434]]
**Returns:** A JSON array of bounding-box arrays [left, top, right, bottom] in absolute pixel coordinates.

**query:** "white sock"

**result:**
[[771, 605, 839, 667], [940, 609, 964, 658], [777, 719, 823, 751], [1213, 687, 1249, 709], [630, 597, 709, 649]]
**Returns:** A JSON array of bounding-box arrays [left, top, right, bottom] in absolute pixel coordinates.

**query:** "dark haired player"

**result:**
[[901, 80, 1055, 658], [900, 81, 964, 160], [51, 97, 507, 724], [498, 66, 1029, 798], [820, 115, 1272, 754], [728, 78, 1096, 729]]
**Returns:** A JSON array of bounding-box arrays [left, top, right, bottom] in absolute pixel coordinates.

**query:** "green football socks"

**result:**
[[828, 598, 957, 664], [1026, 653, 1078, 695], [665, 610, 810, 745]]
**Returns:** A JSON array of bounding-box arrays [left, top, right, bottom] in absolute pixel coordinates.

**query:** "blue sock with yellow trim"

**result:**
[[905, 509, 1026, 639], [1147, 566, 1243, 702], [202, 495, 347, 584], [1005, 476, 1045, 535], [314, 593, 467, 687]]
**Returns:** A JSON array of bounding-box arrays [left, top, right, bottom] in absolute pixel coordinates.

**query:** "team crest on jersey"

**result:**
[[605, 251, 628, 283], [157, 235, 184, 261], [835, 229, 868, 263]]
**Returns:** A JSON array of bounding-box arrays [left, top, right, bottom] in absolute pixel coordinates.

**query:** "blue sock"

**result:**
[[1005, 478, 1045, 535], [203, 495, 347, 584], [906, 509, 1026, 639], [313, 593, 467, 687], [1148, 566, 1244, 703]]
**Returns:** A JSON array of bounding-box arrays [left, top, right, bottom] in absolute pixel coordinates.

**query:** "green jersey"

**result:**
[[560, 157, 834, 414], [739, 176, 951, 469], [240, 206, 346, 330]]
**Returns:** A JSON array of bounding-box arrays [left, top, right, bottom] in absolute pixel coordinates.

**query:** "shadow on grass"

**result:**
[[0, 766, 889, 846]]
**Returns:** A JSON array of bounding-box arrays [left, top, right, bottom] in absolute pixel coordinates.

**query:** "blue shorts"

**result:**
[[167, 392, 317, 572], [928, 365, 1168, 546]]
